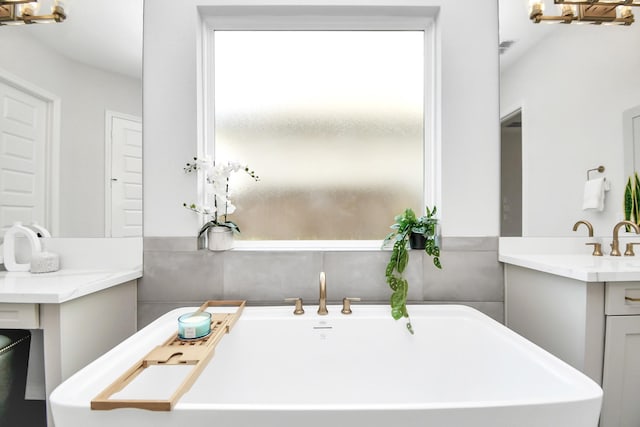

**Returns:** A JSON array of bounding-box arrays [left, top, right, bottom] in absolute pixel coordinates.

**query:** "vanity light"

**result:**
[[0, 0, 66, 26], [529, 0, 637, 25]]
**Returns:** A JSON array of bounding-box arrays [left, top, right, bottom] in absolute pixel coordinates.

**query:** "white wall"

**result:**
[[143, 0, 500, 237], [501, 24, 640, 237], [0, 31, 142, 237]]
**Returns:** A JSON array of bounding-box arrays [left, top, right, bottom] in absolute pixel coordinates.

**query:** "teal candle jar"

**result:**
[[178, 312, 212, 340]]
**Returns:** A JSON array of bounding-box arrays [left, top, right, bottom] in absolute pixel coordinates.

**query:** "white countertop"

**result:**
[[499, 253, 640, 282], [0, 269, 142, 304], [499, 237, 640, 282]]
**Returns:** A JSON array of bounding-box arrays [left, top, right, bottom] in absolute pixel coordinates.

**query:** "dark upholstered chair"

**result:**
[[0, 330, 31, 427]]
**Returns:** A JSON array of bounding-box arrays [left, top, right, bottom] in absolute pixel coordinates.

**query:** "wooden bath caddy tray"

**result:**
[[91, 300, 246, 411]]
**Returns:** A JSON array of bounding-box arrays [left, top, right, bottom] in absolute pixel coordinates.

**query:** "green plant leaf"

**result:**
[[635, 172, 640, 226], [625, 177, 633, 231], [433, 257, 442, 269], [396, 244, 409, 273]]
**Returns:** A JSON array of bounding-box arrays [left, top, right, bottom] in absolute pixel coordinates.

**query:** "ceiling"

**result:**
[[18, 0, 552, 80], [498, 0, 558, 71], [22, 0, 143, 79]]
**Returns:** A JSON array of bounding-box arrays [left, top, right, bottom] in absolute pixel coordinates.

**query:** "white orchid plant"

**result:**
[[183, 157, 259, 236]]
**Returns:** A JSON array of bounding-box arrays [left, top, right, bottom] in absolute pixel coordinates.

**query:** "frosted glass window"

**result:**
[[214, 31, 424, 240]]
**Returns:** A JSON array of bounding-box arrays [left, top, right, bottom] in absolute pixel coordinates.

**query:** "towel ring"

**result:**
[[587, 166, 605, 180]]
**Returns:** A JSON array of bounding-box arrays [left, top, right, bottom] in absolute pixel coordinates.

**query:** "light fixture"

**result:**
[[0, 0, 66, 26], [529, 0, 637, 25]]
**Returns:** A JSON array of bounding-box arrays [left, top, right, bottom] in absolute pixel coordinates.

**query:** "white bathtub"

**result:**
[[50, 304, 602, 427]]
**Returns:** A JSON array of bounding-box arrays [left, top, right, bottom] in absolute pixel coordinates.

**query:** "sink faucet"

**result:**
[[318, 272, 328, 315], [573, 220, 602, 256], [573, 220, 594, 237], [611, 220, 640, 256]]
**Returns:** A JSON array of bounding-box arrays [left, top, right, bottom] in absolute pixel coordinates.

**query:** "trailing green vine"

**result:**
[[383, 207, 442, 334]]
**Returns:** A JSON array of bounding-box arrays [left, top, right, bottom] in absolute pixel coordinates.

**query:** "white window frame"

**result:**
[[197, 5, 439, 246]]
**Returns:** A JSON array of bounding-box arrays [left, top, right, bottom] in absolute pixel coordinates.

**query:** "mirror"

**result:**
[[623, 105, 640, 180], [498, 0, 640, 236], [0, 0, 142, 238]]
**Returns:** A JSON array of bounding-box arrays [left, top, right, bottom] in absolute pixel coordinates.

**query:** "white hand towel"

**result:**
[[582, 177, 610, 211]]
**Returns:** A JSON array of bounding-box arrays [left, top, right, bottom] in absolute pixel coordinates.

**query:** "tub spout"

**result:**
[[318, 272, 328, 315]]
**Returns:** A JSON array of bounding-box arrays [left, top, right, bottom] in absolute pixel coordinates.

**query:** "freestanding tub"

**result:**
[[50, 304, 602, 427]]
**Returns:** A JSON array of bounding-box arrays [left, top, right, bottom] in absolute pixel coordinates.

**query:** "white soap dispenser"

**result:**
[[25, 222, 60, 273], [3, 222, 42, 272], [28, 222, 52, 238]]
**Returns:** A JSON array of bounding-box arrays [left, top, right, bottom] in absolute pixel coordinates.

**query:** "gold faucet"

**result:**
[[573, 220, 594, 237], [611, 220, 640, 256], [573, 220, 602, 256], [341, 297, 361, 315], [318, 272, 328, 315], [284, 297, 305, 315]]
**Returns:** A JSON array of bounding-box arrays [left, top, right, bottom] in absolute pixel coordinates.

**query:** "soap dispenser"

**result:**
[[28, 222, 52, 238], [3, 222, 42, 272]]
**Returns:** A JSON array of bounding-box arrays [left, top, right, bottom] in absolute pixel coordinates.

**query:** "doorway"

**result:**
[[500, 110, 522, 237], [0, 73, 59, 239], [104, 111, 142, 237]]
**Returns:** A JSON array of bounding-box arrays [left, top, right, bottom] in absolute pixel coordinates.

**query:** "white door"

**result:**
[[106, 112, 142, 237], [0, 80, 47, 239]]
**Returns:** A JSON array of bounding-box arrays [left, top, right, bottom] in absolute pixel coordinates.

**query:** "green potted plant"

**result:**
[[383, 206, 442, 334], [183, 157, 259, 250], [624, 172, 640, 231]]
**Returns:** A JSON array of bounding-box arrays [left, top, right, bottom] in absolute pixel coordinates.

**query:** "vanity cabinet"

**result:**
[[504, 266, 640, 427], [0, 270, 140, 427], [601, 315, 640, 426], [0, 303, 40, 328], [600, 282, 640, 426], [499, 236, 640, 427]]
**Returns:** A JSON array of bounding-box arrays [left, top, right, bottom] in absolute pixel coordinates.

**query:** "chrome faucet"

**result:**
[[318, 272, 328, 315], [573, 220, 594, 237], [611, 220, 640, 256]]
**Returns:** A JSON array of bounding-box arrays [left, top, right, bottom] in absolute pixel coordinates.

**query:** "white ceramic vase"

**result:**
[[207, 226, 234, 251]]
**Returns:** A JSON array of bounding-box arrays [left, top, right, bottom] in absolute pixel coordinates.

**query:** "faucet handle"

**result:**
[[341, 297, 361, 315], [585, 242, 603, 257], [284, 297, 305, 315], [624, 243, 640, 256]]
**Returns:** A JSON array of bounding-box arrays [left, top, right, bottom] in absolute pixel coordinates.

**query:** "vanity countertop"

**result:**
[[499, 253, 640, 282], [499, 237, 640, 282], [0, 268, 142, 304]]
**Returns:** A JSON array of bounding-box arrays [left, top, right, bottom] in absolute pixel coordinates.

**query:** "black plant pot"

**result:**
[[409, 232, 426, 250]]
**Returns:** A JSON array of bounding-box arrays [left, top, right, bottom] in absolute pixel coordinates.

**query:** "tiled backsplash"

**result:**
[[139, 237, 503, 328]]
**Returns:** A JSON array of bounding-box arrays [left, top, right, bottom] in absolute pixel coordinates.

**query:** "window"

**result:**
[[203, 12, 435, 241]]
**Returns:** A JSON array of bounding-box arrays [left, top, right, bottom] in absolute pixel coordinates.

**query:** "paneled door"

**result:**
[[106, 112, 142, 237], [0, 80, 47, 238]]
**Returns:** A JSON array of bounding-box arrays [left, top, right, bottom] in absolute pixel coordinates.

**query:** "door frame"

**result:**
[[104, 110, 142, 237], [0, 67, 61, 235], [623, 104, 640, 181], [500, 107, 523, 237]]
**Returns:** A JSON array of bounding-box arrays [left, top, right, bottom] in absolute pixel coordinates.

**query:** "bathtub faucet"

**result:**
[[318, 272, 328, 315]]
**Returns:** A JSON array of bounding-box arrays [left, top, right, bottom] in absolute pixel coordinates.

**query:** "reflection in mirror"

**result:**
[[499, 0, 640, 236], [0, 0, 142, 238], [623, 105, 640, 181]]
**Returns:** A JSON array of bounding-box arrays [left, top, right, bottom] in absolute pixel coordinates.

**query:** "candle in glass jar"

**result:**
[[178, 312, 211, 339]]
